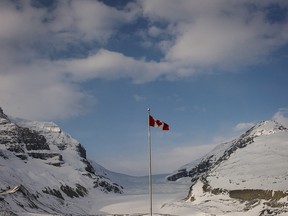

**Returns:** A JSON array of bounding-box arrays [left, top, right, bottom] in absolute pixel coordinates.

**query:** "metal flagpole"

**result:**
[[147, 108, 152, 216]]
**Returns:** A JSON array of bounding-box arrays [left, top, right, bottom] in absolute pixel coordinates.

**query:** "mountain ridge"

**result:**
[[165, 120, 288, 215], [167, 120, 287, 183]]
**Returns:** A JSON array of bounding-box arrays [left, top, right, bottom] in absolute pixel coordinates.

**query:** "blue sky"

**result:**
[[0, 0, 288, 175]]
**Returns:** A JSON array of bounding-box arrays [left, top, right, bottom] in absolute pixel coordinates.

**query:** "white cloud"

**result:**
[[0, 1, 45, 41], [0, 0, 134, 120], [0, 0, 288, 120], [148, 26, 163, 37], [0, 0, 136, 62], [0, 64, 96, 120], [133, 94, 146, 102], [51, 0, 134, 42], [63, 49, 174, 83], [234, 122, 255, 132], [272, 108, 288, 128], [141, 0, 288, 70]]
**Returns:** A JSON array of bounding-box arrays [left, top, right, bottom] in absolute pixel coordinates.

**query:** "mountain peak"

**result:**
[[167, 120, 288, 183], [0, 107, 8, 120], [245, 120, 287, 138]]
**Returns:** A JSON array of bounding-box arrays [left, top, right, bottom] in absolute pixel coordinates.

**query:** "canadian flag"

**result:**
[[149, 115, 169, 130]]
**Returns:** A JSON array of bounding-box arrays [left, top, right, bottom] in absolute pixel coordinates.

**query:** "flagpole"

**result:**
[[147, 108, 152, 216]]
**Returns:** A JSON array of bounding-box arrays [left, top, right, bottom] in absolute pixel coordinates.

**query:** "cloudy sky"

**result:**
[[1, 0, 288, 176]]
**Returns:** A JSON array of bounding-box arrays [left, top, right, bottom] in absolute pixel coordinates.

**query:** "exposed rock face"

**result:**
[[0, 111, 60, 165], [0, 107, 123, 215]]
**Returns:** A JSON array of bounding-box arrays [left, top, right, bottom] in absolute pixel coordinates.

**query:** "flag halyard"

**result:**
[[149, 115, 169, 130]]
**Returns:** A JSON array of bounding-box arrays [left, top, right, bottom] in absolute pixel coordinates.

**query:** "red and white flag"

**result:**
[[149, 115, 169, 130]]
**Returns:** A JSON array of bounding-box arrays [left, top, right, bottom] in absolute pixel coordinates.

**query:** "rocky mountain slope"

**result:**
[[0, 107, 122, 215], [167, 120, 288, 215]]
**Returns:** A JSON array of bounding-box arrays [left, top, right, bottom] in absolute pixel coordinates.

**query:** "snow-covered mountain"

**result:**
[[0, 107, 123, 215], [166, 120, 288, 215], [2, 105, 288, 216]]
